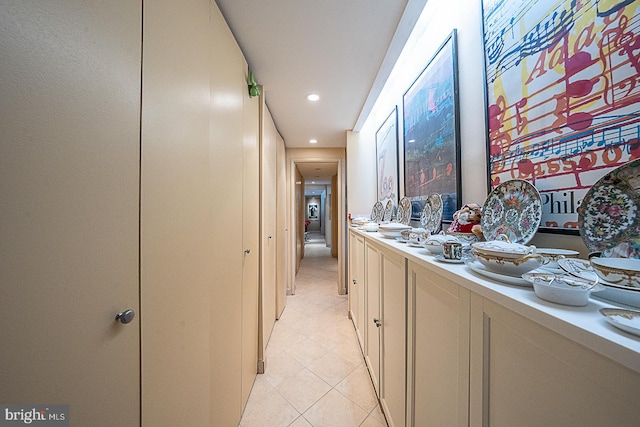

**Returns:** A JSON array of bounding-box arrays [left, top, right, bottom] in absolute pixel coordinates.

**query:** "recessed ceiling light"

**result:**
[[309, 139, 318, 144], [311, 181, 316, 184], [307, 93, 320, 101]]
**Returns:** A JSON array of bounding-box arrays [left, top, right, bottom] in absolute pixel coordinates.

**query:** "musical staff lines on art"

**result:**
[[483, 0, 640, 231]]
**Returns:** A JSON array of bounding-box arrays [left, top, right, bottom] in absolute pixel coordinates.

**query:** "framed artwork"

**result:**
[[308, 203, 318, 220], [482, 0, 640, 233], [403, 30, 461, 222], [376, 107, 399, 208]]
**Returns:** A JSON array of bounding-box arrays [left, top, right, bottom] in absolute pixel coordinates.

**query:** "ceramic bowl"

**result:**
[[423, 234, 459, 254], [537, 248, 580, 270], [523, 272, 601, 306], [590, 257, 640, 289], [446, 232, 480, 245], [471, 239, 536, 259], [378, 223, 411, 238], [471, 250, 545, 277], [361, 223, 379, 232]]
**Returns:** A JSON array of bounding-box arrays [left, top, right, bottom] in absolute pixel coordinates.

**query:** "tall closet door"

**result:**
[[209, 5, 248, 425], [242, 83, 260, 407], [141, 0, 214, 424], [276, 134, 288, 318], [0, 2, 141, 425], [260, 101, 278, 357]]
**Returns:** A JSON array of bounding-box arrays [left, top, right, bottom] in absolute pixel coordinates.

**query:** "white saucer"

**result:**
[[408, 242, 424, 248], [434, 254, 465, 264], [599, 308, 640, 336], [465, 259, 532, 287]]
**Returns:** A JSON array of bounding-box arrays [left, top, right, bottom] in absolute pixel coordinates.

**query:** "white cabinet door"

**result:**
[[407, 261, 470, 427], [365, 241, 381, 396], [380, 249, 407, 427], [348, 230, 366, 351], [470, 295, 640, 427], [0, 2, 141, 425]]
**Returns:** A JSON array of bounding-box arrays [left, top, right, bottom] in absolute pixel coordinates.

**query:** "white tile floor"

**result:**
[[239, 234, 387, 427]]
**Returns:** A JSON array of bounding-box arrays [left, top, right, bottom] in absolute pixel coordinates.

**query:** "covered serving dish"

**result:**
[[471, 239, 544, 276]]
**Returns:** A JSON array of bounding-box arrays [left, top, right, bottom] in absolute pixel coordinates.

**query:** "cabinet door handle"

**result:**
[[244, 249, 251, 254], [352, 279, 357, 285], [115, 309, 135, 324], [373, 318, 382, 327]]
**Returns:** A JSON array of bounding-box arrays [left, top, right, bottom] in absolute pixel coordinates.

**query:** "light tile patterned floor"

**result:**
[[239, 234, 387, 427]]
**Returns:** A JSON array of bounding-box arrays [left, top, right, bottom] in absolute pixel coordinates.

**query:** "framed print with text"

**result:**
[[482, 0, 640, 233], [376, 107, 399, 209]]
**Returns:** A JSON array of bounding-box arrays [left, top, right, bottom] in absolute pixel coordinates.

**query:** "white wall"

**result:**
[[347, 0, 589, 255]]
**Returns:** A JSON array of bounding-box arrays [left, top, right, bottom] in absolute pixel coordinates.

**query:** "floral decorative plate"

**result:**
[[481, 179, 542, 244], [578, 159, 640, 258], [383, 199, 394, 222], [420, 194, 443, 234], [371, 201, 384, 223], [396, 197, 411, 225]]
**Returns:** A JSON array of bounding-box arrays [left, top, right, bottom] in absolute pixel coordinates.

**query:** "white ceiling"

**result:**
[[215, 0, 427, 153], [296, 162, 338, 185]]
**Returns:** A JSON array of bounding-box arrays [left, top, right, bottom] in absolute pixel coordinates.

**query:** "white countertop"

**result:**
[[351, 227, 640, 373]]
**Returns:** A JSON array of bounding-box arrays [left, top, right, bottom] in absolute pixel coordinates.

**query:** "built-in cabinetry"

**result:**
[[350, 235, 407, 427], [348, 231, 366, 350], [470, 296, 640, 426], [364, 242, 381, 394], [407, 261, 470, 426], [378, 247, 407, 427], [349, 228, 640, 426]]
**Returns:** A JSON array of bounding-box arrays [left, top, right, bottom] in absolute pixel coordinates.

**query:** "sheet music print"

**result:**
[[483, 0, 640, 230]]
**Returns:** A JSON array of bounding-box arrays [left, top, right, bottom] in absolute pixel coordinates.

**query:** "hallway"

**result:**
[[239, 234, 387, 426]]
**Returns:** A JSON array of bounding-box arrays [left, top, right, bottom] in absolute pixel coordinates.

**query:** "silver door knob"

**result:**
[[115, 309, 135, 324]]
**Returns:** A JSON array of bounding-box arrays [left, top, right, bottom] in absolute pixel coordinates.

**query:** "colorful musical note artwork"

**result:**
[[403, 30, 461, 222], [483, 0, 640, 232]]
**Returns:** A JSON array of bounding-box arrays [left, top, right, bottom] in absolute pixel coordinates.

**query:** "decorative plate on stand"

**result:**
[[420, 194, 443, 234], [371, 201, 384, 223], [396, 197, 411, 225], [383, 199, 394, 222], [481, 179, 542, 244], [578, 158, 640, 258]]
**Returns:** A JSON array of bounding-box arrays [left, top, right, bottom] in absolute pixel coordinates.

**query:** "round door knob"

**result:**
[[115, 309, 135, 324]]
